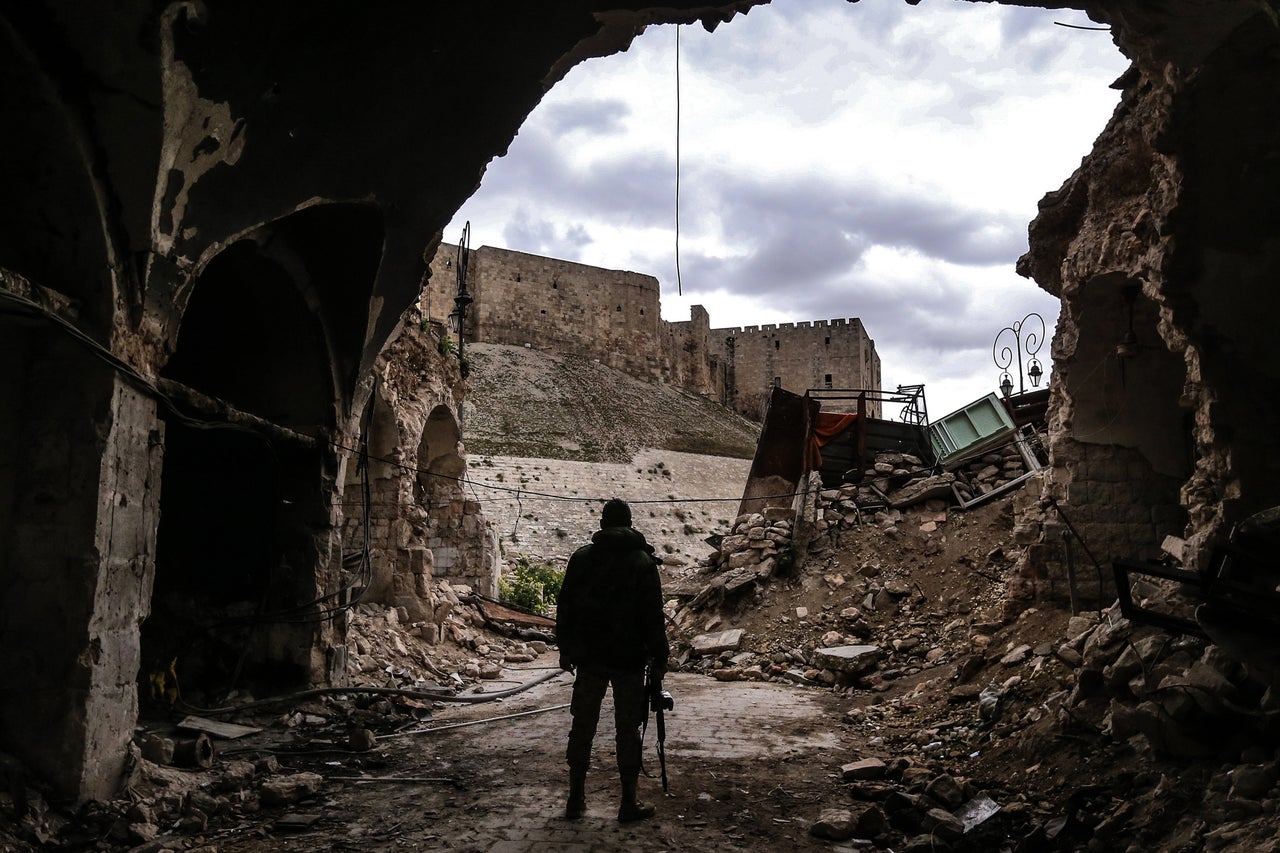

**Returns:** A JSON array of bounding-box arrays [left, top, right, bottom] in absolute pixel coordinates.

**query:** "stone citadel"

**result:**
[[422, 244, 883, 418]]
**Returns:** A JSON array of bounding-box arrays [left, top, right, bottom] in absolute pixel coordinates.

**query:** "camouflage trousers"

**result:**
[[565, 665, 647, 775]]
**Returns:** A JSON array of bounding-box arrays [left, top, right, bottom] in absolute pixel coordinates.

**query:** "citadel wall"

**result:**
[[423, 244, 879, 414], [716, 318, 882, 418]]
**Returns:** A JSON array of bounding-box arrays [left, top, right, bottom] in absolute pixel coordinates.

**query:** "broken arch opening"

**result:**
[[341, 386, 402, 603], [417, 406, 465, 499]]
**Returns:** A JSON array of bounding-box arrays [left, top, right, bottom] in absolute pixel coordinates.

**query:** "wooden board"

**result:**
[[176, 715, 262, 739]]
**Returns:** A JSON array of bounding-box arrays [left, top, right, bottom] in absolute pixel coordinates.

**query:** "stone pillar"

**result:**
[[0, 338, 161, 801]]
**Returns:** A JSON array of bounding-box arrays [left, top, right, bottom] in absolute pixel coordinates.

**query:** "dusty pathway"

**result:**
[[219, 673, 852, 852]]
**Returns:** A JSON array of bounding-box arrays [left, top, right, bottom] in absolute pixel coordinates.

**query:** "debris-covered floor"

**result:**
[[6, 492, 1280, 851]]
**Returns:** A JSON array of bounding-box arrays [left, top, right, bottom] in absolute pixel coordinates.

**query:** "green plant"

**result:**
[[497, 557, 565, 616], [437, 336, 457, 357]]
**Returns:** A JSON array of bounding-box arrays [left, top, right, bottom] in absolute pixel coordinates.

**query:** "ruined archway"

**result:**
[[415, 405, 497, 596], [417, 405, 466, 495], [9, 0, 1280, 808], [341, 385, 403, 605], [142, 202, 387, 703]]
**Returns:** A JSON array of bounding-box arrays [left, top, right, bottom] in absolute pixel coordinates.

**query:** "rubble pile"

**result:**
[[788, 594, 1280, 851], [0, 586, 561, 852], [821, 450, 956, 518], [809, 763, 1013, 851], [667, 509, 796, 612], [951, 443, 1029, 505], [344, 582, 551, 689], [669, 502, 1019, 693]]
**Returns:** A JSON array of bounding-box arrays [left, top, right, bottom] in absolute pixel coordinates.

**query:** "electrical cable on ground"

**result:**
[[184, 669, 565, 717], [384, 700, 572, 739]]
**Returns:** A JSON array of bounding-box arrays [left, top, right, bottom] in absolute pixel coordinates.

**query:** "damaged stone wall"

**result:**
[[341, 313, 499, 624], [1016, 3, 1280, 603]]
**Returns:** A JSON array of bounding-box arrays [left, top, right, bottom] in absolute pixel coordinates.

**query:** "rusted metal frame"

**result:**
[[1111, 558, 1207, 638]]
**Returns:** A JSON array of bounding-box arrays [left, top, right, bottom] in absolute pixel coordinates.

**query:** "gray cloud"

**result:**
[[541, 98, 631, 137], [708, 169, 1027, 270], [501, 211, 594, 261]]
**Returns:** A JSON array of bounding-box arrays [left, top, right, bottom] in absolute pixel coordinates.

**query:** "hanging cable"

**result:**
[[674, 23, 683, 296]]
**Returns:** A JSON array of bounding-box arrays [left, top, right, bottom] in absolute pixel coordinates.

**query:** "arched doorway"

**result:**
[[145, 203, 383, 704]]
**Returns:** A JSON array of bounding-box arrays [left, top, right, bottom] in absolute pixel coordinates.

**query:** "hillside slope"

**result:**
[[460, 343, 760, 463]]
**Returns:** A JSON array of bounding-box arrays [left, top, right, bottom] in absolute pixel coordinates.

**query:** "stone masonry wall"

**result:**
[[718, 318, 882, 417], [423, 244, 880, 413]]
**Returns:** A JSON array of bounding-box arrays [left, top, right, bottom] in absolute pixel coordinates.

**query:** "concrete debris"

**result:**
[[691, 629, 745, 656], [812, 645, 884, 676]]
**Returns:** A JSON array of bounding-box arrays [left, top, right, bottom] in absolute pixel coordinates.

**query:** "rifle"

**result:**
[[644, 666, 673, 793]]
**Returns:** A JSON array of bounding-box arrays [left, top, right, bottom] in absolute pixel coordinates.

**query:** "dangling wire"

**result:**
[[674, 24, 683, 296]]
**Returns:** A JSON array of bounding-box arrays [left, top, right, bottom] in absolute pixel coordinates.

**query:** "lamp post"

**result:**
[[993, 312, 1045, 397], [449, 221, 472, 359]]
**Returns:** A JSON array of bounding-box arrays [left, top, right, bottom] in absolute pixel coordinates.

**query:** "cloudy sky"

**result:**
[[446, 0, 1129, 419]]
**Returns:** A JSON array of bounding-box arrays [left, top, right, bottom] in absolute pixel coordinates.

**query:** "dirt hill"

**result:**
[[460, 343, 761, 463]]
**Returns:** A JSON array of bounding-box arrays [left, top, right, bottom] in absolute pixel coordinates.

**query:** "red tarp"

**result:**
[[806, 412, 858, 470]]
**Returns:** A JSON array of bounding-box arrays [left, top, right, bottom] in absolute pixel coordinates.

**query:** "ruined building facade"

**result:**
[[4, 0, 1280, 809], [422, 244, 882, 416]]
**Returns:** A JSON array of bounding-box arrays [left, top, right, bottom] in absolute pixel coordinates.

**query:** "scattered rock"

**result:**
[[260, 773, 324, 806]]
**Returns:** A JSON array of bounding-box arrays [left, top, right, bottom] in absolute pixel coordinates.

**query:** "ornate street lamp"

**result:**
[[993, 312, 1045, 397]]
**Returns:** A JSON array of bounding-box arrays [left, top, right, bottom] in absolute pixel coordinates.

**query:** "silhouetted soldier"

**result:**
[[556, 498, 669, 821]]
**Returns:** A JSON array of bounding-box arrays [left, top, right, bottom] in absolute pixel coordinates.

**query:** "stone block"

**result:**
[[841, 757, 887, 780], [920, 807, 965, 841], [259, 772, 323, 805], [810, 808, 856, 841], [691, 629, 744, 656], [812, 645, 883, 674], [888, 474, 956, 509]]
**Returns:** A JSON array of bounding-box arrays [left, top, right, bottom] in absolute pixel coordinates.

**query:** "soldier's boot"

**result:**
[[565, 768, 587, 820], [617, 774, 655, 822]]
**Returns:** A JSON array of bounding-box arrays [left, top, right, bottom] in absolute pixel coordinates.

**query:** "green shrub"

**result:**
[[497, 557, 565, 616]]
